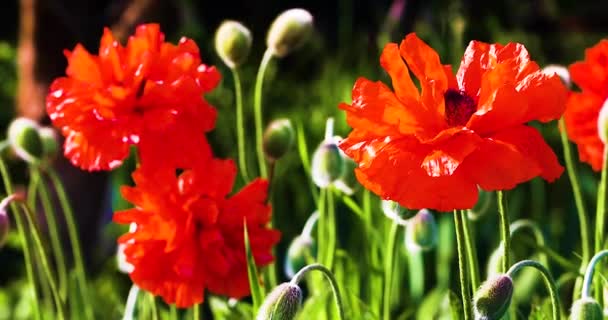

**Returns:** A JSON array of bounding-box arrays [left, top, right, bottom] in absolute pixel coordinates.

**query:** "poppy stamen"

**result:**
[[444, 89, 476, 127]]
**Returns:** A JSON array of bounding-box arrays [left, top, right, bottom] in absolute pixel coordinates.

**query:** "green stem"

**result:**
[[291, 263, 345, 320], [581, 250, 608, 299], [232, 68, 250, 182], [497, 191, 510, 273], [149, 294, 159, 320], [507, 260, 561, 320], [122, 285, 140, 320], [559, 118, 591, 300], [192, 304, 200, 320], [510, 219, 548, 266], [295, 120, 319, 202], [47, 168, 94, 319], [593, 145, 608, 302], [461, 210, 480, 291], [170, 304, 178, 320], [31, 167, 68, 300], [454, 210, 472, 320], [518, 234, 580, 273], [254, 49, 274, 178], [326, 187, 337, 269], [317, 188, 327, 267], [382, 222, 399, 320]]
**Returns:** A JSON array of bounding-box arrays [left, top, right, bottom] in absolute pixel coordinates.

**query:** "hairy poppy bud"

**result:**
[[0, 207, 8, 249], [284, 235, 317, 278], [267, 8, 313, 58], [381, 200, 415, 225], [7, 117, 43, 164], [311, 139, 344, 188], [542, 64, 571, 89], [405, 209, 438, 251], [215, 20, 252, 69], [334, 157, 359, 195], [256, 282, 303, 320], [263, 118, 295, 161], [597, 99, 608, 144], [473, 275, 514, 320], [570, 297, 603, 320], [39, 127, 59, 159]]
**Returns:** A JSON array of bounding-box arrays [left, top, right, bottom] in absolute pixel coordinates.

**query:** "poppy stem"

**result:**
[[382, 222, 399, 320], [30, 167, 69, 300], [507, 260, 561, 320], [192, 304, 200, 320], [291, 263, 345, 320], [593, 145, 608, 302], [581, 250, 608, 299], [231, 68, 250, 183], [295, 120, 319, 202], [461, 210, 480, 292], [497, 191, 510, 273], [122, 285, 140, 320], [558, 118, 591, 300], [170, 304, 178, 320], [454, 210, 473, 320], [510, 220, 549, 267], [46, 167, 94, 320], [253, 49, 274, 179], [326, 186, 337, 269]]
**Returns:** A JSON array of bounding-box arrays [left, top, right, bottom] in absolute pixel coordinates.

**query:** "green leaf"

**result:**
[[244, 221, 264, 313]]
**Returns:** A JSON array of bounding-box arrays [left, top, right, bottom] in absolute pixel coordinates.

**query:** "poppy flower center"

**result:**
[[444, 89, 476, 127]]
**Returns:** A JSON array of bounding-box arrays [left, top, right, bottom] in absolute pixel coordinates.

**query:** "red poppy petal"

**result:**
[[565, 92, 605, 171], [65, 45, 103, 86], [421, 129, 482, 177], [63, 128, 130, 171], [516, 72, 567, 122], [462, 125, 563, 190], [570, 40, 608, 97], [380, 43, 420, 102], [457, 41, 491, 97]]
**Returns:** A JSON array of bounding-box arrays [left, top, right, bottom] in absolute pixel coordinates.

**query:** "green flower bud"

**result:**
[[311, 140, 344, 188], [474, 275, 514, 320], [570, 298, 603, 320], [214, 20, 252, 69], [256, 282, 303, 320], [267, 8, 313, 58], [263, 118, 295, 162], [542, 64, 571, 89], [381, 200, 415, 225], [597, 99, 608, 145], [405, 209, 438, 251], [284, 235, 317, 278], [7, 117, 43, 164], [334, 156, 359, 195], [38, 127, 59, 159], [0, 208, 8, 249]]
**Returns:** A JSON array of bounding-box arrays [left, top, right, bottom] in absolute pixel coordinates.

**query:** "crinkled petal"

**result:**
[[564, 92, 605, 171]]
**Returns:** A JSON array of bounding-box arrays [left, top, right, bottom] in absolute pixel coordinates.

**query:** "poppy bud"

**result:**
[[263, 118, 295, 162], [597, 99, 608, 145], [284, 235, 317, 278], [334, 157, 359, 195], [405, 209, 438, 251], [542, 64, 571, 89], [570, 298, 603, 320], [38, 127, 59, 159], [256, 282, 303, 320], [215, 20, 252, 69], [0, 207, 8, 249], [266, 8, 313, 58], [311, 140, 344, 188], [7, 117, 43, 164], [381, 200, 415, 225], [473, 275, 514, 320]]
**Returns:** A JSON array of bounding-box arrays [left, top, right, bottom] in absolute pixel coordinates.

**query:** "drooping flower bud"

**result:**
[[570, 297, 603, 320], [284, 235, 317, 278], [381, 200, 415, 225], [256, 282, 303, 320], [214, 20, 252, 69], [473, 275, 514, 320], [7, 117, 43, 164], [597, 98, 608, 144], [542, 64, 571, 89], [266, 8, 313, 58], [405, 209, 438, 251], [311, 139, 344, 188], [334, 156, 359, 195], [38, 127, 59, 159], [263, 118, 295, 162], [0, 207, 9, 249]]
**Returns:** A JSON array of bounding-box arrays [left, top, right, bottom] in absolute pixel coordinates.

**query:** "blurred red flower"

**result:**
[[114, 156, 280, 308], [46, 23, 220, 171], [565, 39, 608, 171], [339, 33, 566, 211]]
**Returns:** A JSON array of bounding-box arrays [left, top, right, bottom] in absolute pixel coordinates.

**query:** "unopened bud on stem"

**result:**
[[263, 118, 295, 162], [256, 282, 302, 320], [7, 118, 43, 164], [267, 9, 313, 58], [473, 275, 514, 320], [215, 20, 252, 69]]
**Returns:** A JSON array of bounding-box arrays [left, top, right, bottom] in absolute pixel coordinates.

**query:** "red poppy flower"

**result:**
[[46, 23, 220, 171], [114, 157, 280, 307], [564, 39, 608, 171], [339, 33, 566, 211]]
